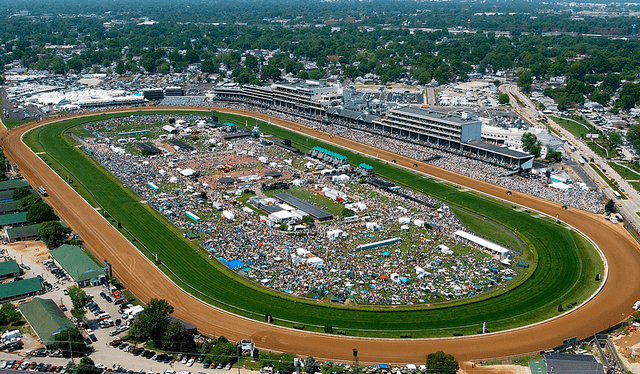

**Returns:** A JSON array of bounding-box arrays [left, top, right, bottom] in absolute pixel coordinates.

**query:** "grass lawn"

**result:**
[[609, 162, 640, 181], [550, 116, 590, 138], [24, 109, 604, 337]]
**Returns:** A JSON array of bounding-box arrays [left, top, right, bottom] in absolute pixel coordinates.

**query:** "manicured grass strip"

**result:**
[[609, 162, 640, 181], [550, 116, 590, 138], [24, 110, 603, 338]]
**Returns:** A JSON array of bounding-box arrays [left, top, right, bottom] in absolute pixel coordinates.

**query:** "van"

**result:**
[[633, 301, 640, 310]]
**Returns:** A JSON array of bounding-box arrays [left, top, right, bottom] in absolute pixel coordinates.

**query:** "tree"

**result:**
[[18, 194, 43, 212], [517, 70, 533, 93], [206, 337, 237, 365], [26, 202, 57, 224], [162, 322, 196, 353], [68, 286, 87, 323], [304, 357, 319, 374], [0, 303, 22, 326], [53, 328, 89, 356], [302, 215, 314, 224], [545, 147, 562, 162], [76, 356, 99, 374], [498, 93, 510, 105], [129, 299, 174, 345], [521, 133, 538, 152], [426, 351, 459, 373], [12, 187, 31, 201], [609, 131, 622, 146], [273, 353, 296, 374], [38, 221, 71, 248], [605, 199, 615, 213]]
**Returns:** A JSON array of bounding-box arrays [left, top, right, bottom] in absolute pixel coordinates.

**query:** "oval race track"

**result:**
[[2, 107, 640, 364]]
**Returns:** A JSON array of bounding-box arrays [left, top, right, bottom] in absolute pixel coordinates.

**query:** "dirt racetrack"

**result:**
[[2, 107, 640, 365]]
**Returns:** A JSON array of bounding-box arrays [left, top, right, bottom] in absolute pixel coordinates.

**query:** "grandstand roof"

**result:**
[[454, 230, 510, 255], [544, 353, 603, 374], [358, 163, 374, 170], [275, 193, 333, 221], [19, 298, 74, 346], [466, 141, 534, 160], [312, 146, 348, 160]]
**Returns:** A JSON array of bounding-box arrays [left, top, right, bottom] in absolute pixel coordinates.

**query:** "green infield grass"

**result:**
[[23, 110, 604, 338]]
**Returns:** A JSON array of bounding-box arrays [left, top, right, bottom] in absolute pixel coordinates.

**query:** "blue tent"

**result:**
[[382, 251, 390, 257], [227, 260, 244, 270]]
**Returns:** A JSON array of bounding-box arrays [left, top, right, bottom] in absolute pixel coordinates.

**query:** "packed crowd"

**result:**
[[210, 100, 604, 213], [82, 114, 516, 305]]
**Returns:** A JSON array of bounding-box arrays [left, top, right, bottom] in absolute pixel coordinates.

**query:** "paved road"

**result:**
[[2, 108, 640, 365]]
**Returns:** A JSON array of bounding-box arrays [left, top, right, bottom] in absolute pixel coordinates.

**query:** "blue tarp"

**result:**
[[227, 260, 244, 270]]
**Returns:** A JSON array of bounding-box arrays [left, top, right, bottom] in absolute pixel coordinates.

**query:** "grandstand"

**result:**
[[160, 96, 207, 106]]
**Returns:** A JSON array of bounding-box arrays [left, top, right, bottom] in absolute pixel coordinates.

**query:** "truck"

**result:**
[[122, 305, 144, 319], [37, 186, 47, 196]]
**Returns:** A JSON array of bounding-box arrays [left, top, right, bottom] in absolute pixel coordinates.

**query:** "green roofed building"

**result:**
[[0, 277, 43, 303], [0, 180, 30, 192], [51, 245, 105, 287], [18, 298, 74, 346], [5, 224, 41, 242], [0, 260, 21, 280], [0, 212, 28, 228], [0, 201, 19, 215]]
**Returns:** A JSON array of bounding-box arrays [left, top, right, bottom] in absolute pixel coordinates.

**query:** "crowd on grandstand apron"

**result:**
[[210, 100, 604, 214], [82, 114, 517, 305]]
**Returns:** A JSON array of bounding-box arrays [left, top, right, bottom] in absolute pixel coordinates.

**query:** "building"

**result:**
[[5, 223, 42, 242], [0, 201, 20, 215], [142, 88, 164, 101], [0, 212, 28, 228], [0, 277, 43, 303], [164, 86, 184, 97], [0, 260, 22, 280], [50, 245, 105, 287], [373, 107, 534, 170], [0, 180, 30, 192], [541, 353, 604, 374], [18, 298, 74, 346]]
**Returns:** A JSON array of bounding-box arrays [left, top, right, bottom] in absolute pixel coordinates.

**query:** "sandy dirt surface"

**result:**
[[460, 362, 530, 374], [3, 241, 51, 265], [612, 331, 640, 373], [2, 107, 640, 365]]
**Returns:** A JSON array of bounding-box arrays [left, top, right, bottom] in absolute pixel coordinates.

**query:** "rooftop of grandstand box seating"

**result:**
[[311, 146, 348, 160], [358, 163, 374, 170]]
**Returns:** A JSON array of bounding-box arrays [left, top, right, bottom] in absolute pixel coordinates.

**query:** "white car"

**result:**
[[633, 301, 640, 310], [186, 358, 195, 367]]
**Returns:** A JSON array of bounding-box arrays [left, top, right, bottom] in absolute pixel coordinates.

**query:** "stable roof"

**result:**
[[18, 298, 74, 346], [0, 277, 43, 301], [0, 201, 19, 214], [0, 212, 28, 227], [0, 180, 30, 192], [50, 245, 105, 283], [454, 230, 510, 256], [0, 260, 20, 277], [6, 224, 41, 242]]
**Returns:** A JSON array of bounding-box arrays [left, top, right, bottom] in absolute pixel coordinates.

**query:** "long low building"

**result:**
[[51, 245, 106, 287], [0, 277, 43, 303], [274, 192, 334, 221], [0, 212, 28, 228], [18, 298, 74, 346], [5, 223, 41, 242]]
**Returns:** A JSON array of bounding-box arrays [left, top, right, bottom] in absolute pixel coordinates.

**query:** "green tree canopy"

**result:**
[[12, 187, 31, 201], [18, 194, 43, 212], [53, 328, 89, 356], [205, 337, 237, 365], [26, 203, 57, 225], [38, 221, 71, 248], [68, 286, 87, 323], [162, 322, 196, 353], [0, 303, 22, 326], [498, 93, 510, 105], [426, 351, 459, 373], [129, 299, 174, 345]]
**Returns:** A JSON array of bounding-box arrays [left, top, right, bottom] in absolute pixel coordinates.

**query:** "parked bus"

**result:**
[[613, 191, 621, 199]]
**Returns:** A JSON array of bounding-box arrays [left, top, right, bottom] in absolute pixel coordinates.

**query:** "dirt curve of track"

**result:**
[[2, 107, 640, 364]]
